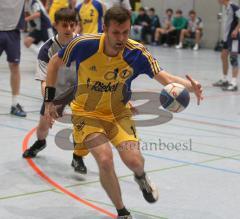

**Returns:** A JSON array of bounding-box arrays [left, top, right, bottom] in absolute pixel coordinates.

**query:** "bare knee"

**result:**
[[119, 141, 144, 169], [195, 30, 201, 35], [129, 157, 144, 172], [98, 155, 114, 172], [85, 133, 114, 171], [182, 29, 188, 35]]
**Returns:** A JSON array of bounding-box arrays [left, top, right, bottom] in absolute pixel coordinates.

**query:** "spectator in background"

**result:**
[[24, 0, 54, 48], [148, 8, 160, 43], [133, 7, 151, 44], [166, 9, 188, 46], [213, 0, 240, 91], [176, 10, 203, 50], [153, 8, 173, 45], [0, 0, 27, 117]]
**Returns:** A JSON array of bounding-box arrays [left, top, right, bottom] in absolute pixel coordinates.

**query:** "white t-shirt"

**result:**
[[0, 0, 25, 30]]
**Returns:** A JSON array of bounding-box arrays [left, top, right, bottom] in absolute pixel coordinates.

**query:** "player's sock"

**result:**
[[231, 77, 237, 86], [12, 95, 18, 106]]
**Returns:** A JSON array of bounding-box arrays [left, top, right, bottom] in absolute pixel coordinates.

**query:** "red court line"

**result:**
[[22, 127, 116, 219]]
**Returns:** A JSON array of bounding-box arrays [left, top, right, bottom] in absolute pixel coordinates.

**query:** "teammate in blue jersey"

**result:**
[[44, 6, 203, 219]]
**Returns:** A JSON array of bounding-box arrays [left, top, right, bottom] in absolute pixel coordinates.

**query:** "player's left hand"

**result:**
[[44, 102, 59, 128], [186, 75, 203, 105]]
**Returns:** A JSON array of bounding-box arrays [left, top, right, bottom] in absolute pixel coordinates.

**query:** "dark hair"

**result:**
[[176, 9, 183, 15], [104, 6, 131, 27], [189, 10, 196, 15], [166, 8, 173, 13], [149, 8, 155, 12], [54, 8, 77, 23]]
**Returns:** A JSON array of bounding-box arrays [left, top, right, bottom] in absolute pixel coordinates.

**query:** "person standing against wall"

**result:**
[[0, 0, 27, 117]]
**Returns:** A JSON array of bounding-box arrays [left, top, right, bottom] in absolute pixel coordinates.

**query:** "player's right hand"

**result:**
[[44, 102, 58, 128]]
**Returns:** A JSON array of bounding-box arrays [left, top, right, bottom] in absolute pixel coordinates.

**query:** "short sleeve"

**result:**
[[137, 49, 162, 78], [35, 44, 50, 81], [32, 2, 41, 13], [125, 44, 162, 78]]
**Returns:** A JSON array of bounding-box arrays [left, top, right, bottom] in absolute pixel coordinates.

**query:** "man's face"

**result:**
[[166, 11, 173, 17], [189, 13, 196, 20], [148, 10, 154, 17], [54, 21, 76, 41], [139, 9, 145, 16], [104, 20, 131, 53], [176, 12, 182, 18]]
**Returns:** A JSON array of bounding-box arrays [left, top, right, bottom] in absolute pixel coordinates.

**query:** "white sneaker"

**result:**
[[193, 44, 199, 50], [176, 44, 183, 49]]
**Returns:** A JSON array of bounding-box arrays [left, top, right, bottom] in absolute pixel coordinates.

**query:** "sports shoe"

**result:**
[[134, 173, 159, 203], [193, 44, 199, 51], [212, 79, 229, 87], [22, 139, 46, 158], [176, 43, 183, 49], [117, 215, 133, 219], [222, 83, 238, 91], [71, 154, 87, 174], [10, 103, 27, 117]]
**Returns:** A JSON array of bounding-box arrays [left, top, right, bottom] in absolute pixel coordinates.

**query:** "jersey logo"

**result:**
[[89, 65, 97, 72]]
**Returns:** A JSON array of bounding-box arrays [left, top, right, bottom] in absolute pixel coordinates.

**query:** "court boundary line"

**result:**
[[22, 127, 117, 219]]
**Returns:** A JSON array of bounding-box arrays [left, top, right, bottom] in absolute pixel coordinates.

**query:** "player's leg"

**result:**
[[5, 30, 26, 117], [153, 28, 164, 45], [176, 29, 189, 49], [85, 133, 126, 210], [23, 104, 48, 158], [72, 115, 130, 217], [24, 30, 41, 48], [118, 141, 159, 203], [71, 141, 88, 174], [213, 44, 229, 87], [193, 29, 201, 50], [112, 117, 159, 204], [53, 88, 88, 174], [223, 50, 238, 91]]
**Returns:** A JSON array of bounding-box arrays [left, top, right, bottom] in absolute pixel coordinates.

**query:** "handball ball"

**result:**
[[160, 83, 190, 113]]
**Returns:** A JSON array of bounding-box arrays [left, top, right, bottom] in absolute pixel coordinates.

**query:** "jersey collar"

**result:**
[[98, 33, 124, 59]]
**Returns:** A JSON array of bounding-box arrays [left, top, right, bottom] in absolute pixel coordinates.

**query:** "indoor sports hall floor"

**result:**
[[0, 39, 240, 219]]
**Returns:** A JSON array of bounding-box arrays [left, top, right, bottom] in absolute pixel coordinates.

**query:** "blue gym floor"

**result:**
[[0, 36, 240, 219]]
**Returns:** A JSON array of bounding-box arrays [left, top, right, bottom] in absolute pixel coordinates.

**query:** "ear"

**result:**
[[103, 24, 107, 33], [53, 22, 57, 29]]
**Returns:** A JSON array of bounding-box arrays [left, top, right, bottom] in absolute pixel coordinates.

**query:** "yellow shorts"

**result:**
[[72, 115, 138, 156]]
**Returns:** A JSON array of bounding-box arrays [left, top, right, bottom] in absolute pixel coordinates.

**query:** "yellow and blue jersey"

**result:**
[[76, 0, 103, 33], [58, 33, 162, 119]]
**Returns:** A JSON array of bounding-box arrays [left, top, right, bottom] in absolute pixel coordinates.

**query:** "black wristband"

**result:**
[[44, 86, 56, 102]]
